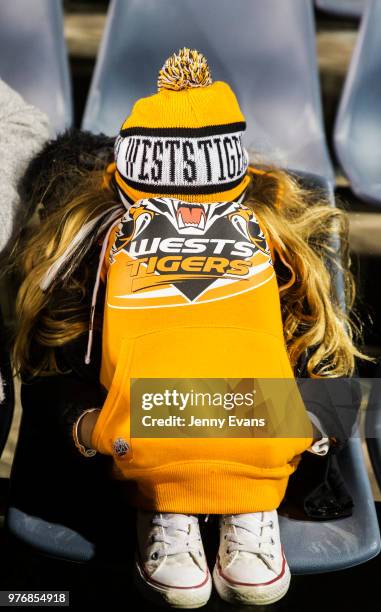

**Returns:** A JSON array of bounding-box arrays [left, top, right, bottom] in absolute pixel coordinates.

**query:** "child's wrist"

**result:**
[[72, 408, 101, 457]]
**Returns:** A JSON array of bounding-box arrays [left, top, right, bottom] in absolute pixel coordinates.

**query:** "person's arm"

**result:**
[[20, 273, 106, 460], [307, 411, 330, 456], [54, 331, 106, 457], [21, 370, 106, 460], [0, 78, 50, 254]]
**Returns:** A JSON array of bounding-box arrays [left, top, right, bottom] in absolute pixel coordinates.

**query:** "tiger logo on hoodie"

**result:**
[[107, 197, 274, 308]]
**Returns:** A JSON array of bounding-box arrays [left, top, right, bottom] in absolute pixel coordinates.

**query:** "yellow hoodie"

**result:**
[[91, 196, 314, 513]]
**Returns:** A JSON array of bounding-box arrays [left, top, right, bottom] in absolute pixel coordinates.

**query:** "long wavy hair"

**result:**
[[12, 165, 369, 378]]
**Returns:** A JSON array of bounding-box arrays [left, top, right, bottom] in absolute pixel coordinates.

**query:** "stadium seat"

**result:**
[[6, 508, 95, 563], [280, 438, 380, 573], [315, 0, 366, 18], [0, 0, 72, 133], [82, 0, 334, 183], [334, 0, 381, 205]]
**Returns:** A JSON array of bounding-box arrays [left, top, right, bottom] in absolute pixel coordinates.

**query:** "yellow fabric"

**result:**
[[121, 81, 245, 130], [91, 202, 314, 514], [114, 167, 251, 205]]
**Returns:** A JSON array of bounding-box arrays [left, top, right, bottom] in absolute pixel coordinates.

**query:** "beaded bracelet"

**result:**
[[72, 408, 100, 457]]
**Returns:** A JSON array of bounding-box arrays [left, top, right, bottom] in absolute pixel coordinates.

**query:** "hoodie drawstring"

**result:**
[[84, 209, 125, 364]]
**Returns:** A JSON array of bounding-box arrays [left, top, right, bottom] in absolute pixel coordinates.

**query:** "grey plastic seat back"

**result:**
[[280, 437, 380, 573], [0, 0, 72, 133], [6, 507, 95, 563], [334, 0, 381, 204], [83, 0, 334, 182], [315, 0, 366, 17]]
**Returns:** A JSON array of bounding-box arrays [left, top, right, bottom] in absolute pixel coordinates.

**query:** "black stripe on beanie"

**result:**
[[116, 170, 247, 195], [120, 122, 246, 138]]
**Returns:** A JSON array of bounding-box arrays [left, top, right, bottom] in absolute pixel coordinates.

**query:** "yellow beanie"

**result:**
[[112, 48, 250, 204]]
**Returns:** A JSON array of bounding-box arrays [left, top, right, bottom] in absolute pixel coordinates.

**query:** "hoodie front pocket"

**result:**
[[95, 325, 313, 472]]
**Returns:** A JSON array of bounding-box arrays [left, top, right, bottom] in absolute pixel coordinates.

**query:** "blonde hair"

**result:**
[[12, 166, 369, 378]]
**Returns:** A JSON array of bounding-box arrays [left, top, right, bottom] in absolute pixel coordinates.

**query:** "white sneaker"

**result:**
[[213, 511, 290, 606], [134, 511, 212, 608]]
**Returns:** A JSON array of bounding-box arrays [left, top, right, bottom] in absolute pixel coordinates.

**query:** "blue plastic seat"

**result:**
[[280, 438, 380, 573], [82, 0, 334, 184], [0, 0, 72, 133], [315, 0, 366, 18], [334, 0, 381, 205], [6, 508, 95, 563]]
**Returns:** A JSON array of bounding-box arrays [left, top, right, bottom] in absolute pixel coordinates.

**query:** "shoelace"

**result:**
[[223, 513, 275, 559], [150, 513, 202, 559]]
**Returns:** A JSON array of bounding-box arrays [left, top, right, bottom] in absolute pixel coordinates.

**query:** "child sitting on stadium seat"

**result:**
[[13, 49, 367, 607]]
